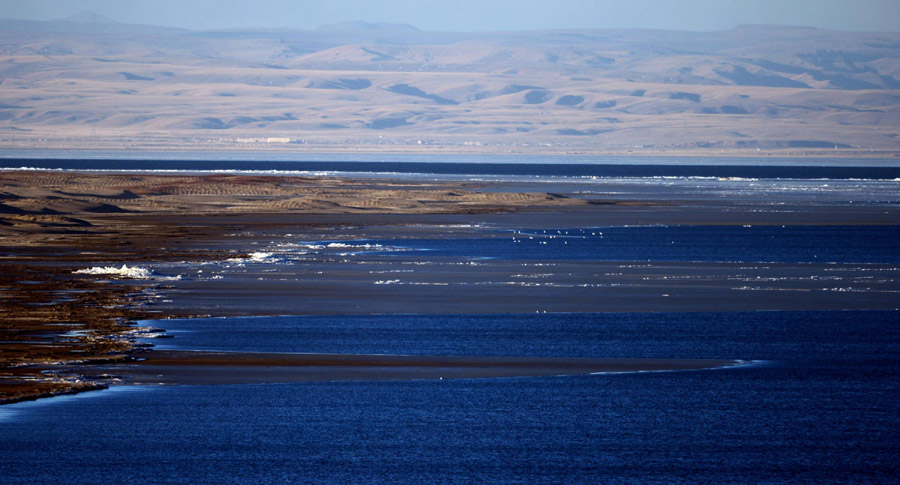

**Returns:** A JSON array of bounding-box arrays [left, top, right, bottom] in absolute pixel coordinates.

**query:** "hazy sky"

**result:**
[[2, 0, 899, 32]]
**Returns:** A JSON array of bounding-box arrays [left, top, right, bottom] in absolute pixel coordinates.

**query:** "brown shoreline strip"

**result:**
[[78, 351, 743, 385]]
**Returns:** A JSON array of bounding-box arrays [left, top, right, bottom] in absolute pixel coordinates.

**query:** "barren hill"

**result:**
[[1, 17, 898, 156]]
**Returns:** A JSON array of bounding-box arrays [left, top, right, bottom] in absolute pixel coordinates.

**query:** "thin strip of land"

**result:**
[[58, 351, 744, 385]]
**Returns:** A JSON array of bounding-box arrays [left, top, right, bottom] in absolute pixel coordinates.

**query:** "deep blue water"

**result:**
[[2, 311, 900, 483], [3, 157, 900, 179], [2, 164, 899, 482], [352, 225, 900, 264]]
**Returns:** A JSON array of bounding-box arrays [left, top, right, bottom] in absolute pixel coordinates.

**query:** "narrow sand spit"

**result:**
[[55, 351, 744, 385]]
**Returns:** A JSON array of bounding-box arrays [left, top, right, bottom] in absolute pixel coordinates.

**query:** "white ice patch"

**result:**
[[74, 264, 153, 279], [326, 242, 384, 249], [296, 244, 326, 250], [226, 251, 283, 264], [247, 251, 277, 262], [155, 275, 183, 281]]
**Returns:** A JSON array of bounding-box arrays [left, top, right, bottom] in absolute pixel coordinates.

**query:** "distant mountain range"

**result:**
[[1, 14, 898, 156]]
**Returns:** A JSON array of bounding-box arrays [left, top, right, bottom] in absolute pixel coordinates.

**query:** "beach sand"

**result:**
[[2, 170, 898, 403]]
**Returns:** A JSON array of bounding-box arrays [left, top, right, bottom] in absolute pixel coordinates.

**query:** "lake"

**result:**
[[2, 310, 899, 482]]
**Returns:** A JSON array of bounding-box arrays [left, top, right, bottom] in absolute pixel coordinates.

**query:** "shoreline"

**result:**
[[59, 350, 745, 386], [2, 170, 899, 404], [3, 148, 900, 164], [0, 169, 617, 403]]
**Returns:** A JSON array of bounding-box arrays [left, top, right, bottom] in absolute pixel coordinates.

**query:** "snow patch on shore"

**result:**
[[73, 264, 182, 281], [327, 242, 384, 249], [74, 264, 152, 279], [227, 251, 283, 264], [246, 251, 277, 263]]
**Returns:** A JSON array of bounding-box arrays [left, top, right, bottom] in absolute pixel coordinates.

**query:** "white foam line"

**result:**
[[590, 359, 764, 375]]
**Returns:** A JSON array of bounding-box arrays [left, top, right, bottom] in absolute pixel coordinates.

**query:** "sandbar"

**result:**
[[66, 351, 745, 384]]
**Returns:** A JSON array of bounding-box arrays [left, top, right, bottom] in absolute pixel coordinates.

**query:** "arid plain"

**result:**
[[1, 14, 899, 156]]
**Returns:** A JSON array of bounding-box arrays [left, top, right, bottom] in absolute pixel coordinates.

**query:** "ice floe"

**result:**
[[73, 264, 182, 281], [74, 264, 153, 279], [227, 251, 284, 265], [326, 242, 383, 249]]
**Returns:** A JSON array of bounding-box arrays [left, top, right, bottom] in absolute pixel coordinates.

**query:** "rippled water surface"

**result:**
[[3, 163, 899, 482], [3, 310, 899, 483], [355, 225, 900, 263]]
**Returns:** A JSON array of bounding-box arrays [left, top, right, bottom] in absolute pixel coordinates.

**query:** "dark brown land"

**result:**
[[54, 351, 743, 385], [2, 170, 898, 404]]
